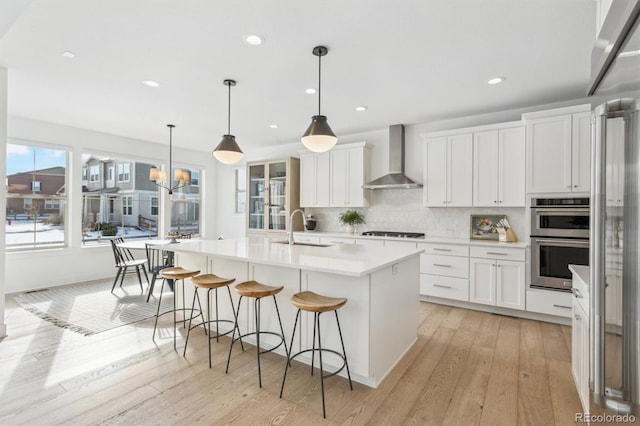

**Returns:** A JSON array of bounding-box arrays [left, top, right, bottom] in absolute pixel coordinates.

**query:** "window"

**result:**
[[89, 165, 100, 182], [190, 170, 199, 186], [82, 167, 87, 180], [6, 143, 68, 249], [170, 167, 201, 236], [122, 196, 133, 216], [151, 196, 158, 216], [81, 153, 160, 246], [235, 167, 246, 214], [117, 163, 130, 182]]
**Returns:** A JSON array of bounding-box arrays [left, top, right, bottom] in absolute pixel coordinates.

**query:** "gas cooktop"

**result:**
[[361, 231, 425, 239]]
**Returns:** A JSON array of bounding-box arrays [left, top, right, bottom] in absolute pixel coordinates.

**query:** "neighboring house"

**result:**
[[81, 157, 158, 229], [6, 166, 66, 217], [81, 157, 199, 232]]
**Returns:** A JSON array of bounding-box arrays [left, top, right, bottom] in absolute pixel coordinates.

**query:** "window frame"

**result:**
[[235, 167, 246, 214]]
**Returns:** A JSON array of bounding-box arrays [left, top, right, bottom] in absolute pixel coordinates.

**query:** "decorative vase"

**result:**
[[346, 225, 355, 235]]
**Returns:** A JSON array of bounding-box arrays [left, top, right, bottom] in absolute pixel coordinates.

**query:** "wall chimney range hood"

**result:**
[[363, 124, 422, 189]]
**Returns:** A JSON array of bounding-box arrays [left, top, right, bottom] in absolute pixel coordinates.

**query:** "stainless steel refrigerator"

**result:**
[[589, 1, 640, 414], [592, 99, 639, 414]]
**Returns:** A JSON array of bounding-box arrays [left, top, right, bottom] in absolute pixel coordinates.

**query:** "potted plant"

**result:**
[[338, 210, 365, 235]]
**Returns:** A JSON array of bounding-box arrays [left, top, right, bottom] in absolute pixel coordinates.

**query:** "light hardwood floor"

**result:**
[[0, 291, 585, 425]]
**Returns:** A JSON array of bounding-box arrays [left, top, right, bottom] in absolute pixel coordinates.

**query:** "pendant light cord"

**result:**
[[168, 124, 174, 189], [227, 83, 231, 134], [318, 53, 322, 115]]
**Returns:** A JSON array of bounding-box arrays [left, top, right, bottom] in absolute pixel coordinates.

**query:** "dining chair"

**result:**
[[110, 238, 149, 293], [145, 243, 174, 302]]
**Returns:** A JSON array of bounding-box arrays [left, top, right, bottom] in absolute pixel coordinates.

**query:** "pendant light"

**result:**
[[301, 45, 338, 153], [213, 79, 244, 165], [149, 124, 190, 194]]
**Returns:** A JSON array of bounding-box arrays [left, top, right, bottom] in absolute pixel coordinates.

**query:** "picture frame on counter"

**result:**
[[470, 214, 507, 240]]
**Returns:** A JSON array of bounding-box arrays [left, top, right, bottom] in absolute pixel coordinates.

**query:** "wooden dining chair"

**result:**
[[110, 238, 149, 293]]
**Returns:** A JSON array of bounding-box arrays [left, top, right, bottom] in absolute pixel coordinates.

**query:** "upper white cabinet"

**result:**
[[331, 143, 369, 207], [524, 105, 592, 194], [299, 151, 330, 207], [300, 142, 369, 208], [424, 133, 473, 207], [473, 126, 525, 207]]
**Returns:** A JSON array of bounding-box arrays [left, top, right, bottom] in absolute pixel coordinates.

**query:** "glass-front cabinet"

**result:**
[[247, 157, 302, 234]]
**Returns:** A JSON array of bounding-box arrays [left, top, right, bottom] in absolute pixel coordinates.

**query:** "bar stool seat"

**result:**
[[183, 273, 242, 367], [291, 291, 347, 312], [152, 266, 200, 349], [226, 280, 289, 388], [280, 290, 353, 419]]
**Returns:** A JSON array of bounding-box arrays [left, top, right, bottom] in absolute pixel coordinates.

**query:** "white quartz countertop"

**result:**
[[169, 237, 423, 277], [295, 231, 529, 248]]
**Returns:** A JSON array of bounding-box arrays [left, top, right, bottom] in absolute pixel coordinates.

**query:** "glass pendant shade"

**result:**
[[149, 166, 160, 181], [213, 134, 244, 165], [301, 115, 338, 152]]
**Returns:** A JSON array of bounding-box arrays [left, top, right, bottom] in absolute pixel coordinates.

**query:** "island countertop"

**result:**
[[168, 236, 423, 277]]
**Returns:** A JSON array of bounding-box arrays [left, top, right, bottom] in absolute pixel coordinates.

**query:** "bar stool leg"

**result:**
[[152, 278, 167, 340], [255, 297, 262, 388], [316, 312, 327, 419], [335, 310, 353, 390], [226, 295, 244, 374], [272, 295, 290, 359], [182, 289, 199, 355], [311, 312, 317, 375], [280, 309, 301, 398], [227, 286, 244, 351]]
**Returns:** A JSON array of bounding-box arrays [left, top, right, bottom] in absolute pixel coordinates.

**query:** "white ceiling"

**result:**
[[0, 0, 597, 152]]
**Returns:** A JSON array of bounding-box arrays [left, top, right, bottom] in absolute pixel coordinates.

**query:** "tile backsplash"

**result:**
[[305, 188, 526, 240]]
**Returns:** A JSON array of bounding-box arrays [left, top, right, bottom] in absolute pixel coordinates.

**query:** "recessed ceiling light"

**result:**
[[305, 88, 317, 94], [355, 106, 368, 112], [487, 77, 505, 85], [243, 34, 264, 45], [142, 80, 160, 88], [269, 124, 279, 129], [61, 51, 76, 59]]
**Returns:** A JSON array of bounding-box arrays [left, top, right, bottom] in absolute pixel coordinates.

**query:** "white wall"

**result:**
[[4, 117, 218, 293]]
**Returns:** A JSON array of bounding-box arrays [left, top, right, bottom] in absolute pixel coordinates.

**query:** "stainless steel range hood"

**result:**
[[363, 124, 422, 189]]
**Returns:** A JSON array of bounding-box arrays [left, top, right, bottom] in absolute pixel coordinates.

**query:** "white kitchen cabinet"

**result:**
[[526, 287, 573, 318], [469, 246, 526, 310], [524, 105, 592, 194], [356, 238, 384, 247], [473, 126, 525, 207], [570, 268, 590, 413], [424, 133, 473, 207], [330, 143, 369, 208], [418, 242, 469, 301], [319, 236, 356, 245], [299, 151, 330, 207]]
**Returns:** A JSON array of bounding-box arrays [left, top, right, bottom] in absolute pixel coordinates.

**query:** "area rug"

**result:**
[[13, 278, 174, 336]]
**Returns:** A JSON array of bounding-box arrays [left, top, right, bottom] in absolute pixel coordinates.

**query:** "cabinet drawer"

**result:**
[[421, 254, 468, 278], [526, 288, 572, 318], [469, 246, 525, 261], [355, 238, 385, 247], [293, 234, 321, 244], [420, 274, 469, 301], [418, 243, 468, 257], [319, 236, 356, 245]]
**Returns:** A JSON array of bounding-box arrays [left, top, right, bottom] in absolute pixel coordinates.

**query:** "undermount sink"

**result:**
[[272, 240, 332, 247]]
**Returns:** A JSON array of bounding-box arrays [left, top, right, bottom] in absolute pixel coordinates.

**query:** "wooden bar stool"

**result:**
[[152, 266, 200, 349], [183, 273, 244, 368], [225, 280, 289, 388], [280, 290, 353, 419]]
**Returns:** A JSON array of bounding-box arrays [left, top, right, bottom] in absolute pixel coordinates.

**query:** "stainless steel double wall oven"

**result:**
[[530, 197, 590, 291]]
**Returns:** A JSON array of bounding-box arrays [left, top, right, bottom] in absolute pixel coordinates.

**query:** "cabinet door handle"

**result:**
[[553, 304, 572, 309], [432, 248, 452, 252], [493, 200, 497, 203], [574, 185, 578, 188], [486, 252, 508, 256], [433, 284, 452, 289], [571, 288, 583, 299], [329, 241, 345, 244], [433, 263, 452, 268], [574, 314, 581, 320]]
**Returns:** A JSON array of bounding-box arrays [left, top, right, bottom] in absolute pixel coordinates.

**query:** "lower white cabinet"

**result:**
[[318, 236, 356, 245], [572, 288, 590, 412], [526, 288, 573, 318], [418, 243, 469, 301], [469, 258, 525, 310]]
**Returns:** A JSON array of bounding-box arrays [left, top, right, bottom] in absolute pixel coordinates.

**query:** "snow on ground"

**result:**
[[5, 221, 156, 245]]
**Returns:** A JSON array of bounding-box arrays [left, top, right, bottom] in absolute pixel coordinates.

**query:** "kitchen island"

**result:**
[[168, 236, 422, 388]]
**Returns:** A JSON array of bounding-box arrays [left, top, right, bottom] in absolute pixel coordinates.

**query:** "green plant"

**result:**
[[338, 210, 365, 226], [99, 222, 118, 236]]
